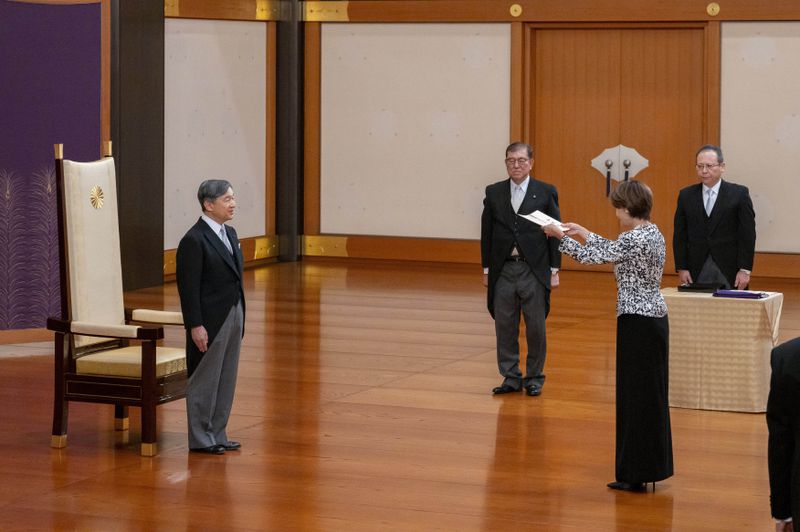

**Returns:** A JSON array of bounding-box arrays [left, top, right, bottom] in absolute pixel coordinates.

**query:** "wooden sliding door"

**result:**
[[527, 25, 708, 272]]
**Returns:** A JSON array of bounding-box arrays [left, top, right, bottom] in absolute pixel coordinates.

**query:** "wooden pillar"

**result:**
[[276, 0, 303, 261], [110, 0, 165, 290]]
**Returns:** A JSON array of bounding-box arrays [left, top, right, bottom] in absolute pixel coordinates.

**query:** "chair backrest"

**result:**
[[59, 156, 125, 348]]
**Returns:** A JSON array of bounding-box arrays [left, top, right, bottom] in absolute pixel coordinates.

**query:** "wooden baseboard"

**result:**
[[753, 252, 800, 279], [301, 235, 800, 279], [302, 234, 480, 263], [0, 328, 50, 345]]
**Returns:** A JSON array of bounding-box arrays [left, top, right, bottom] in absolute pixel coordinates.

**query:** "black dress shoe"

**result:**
[[525, 385, 542, 397], [222, 441, 241, 451], [492, 384, 520, 395], [607, 481, 646, 492], [190, 444, 226, 455]]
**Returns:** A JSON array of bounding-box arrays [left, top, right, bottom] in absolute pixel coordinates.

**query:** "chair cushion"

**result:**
[[130, 309, 183, 325], [76, 346, 186, 378]]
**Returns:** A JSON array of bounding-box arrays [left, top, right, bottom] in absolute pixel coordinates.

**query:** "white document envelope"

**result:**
[[518, 210, 567, 230]]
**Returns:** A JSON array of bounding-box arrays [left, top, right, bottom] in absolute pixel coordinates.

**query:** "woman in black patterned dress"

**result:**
[[543, 180, 673, 493]]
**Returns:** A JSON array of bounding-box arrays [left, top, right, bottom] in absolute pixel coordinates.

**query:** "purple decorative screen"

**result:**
[[0, 0, 101, 329]]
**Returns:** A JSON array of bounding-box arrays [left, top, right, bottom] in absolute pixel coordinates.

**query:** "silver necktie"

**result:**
[[705, 190, 715, 215], [220, 227, 233, 254], [512, 185, 524, 213]]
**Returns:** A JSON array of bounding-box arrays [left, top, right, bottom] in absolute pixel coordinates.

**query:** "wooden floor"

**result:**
[[1, 259, 799, 531]]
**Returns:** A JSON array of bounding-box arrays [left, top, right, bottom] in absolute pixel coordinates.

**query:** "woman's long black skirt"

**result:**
[[615, 313, 673, 483]]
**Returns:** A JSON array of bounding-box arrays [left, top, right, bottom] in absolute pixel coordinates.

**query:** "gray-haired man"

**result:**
[[176, 180, 245, 454]]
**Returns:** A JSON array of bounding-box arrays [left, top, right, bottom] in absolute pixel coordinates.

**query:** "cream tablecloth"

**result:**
[[662, 287, 783, 412]]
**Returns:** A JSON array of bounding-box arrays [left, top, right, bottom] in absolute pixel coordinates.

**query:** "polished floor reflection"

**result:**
[[1, 259, 798, 530]]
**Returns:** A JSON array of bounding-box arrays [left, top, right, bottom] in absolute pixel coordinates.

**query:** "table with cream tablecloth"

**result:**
[[661, 287, 783, 412]]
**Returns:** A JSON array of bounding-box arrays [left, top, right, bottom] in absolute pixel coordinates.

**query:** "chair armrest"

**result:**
[[127, 308, 184, 326], [72, 321, 142, 338], [47, 317, 71, 333], [46, 317, 163, 340]]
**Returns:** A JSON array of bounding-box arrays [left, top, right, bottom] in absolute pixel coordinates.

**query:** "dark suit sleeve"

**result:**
[[480, 186, 492, 269], [545, 186, 561, 269], [736, 186, 756, 271], [768, 346, 794, 520], [176, 232, 204, 330], [673, 191, 689, 271]]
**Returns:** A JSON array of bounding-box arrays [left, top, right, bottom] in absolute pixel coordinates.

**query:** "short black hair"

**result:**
[[696, 144, 724, 163], [609, 180, 653, 220], [506, 141, 533, 159], [197, 179, 233, 211]]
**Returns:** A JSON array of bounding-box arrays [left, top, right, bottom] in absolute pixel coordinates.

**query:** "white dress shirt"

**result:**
[[201, 214, 232, 253]]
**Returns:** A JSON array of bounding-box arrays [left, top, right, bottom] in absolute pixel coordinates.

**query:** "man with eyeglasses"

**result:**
[[673, 144, 756, 289], [481, 141, 561, 397]]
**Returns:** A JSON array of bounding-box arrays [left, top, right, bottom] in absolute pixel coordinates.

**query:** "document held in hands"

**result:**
[[518, 210, 568, 230]]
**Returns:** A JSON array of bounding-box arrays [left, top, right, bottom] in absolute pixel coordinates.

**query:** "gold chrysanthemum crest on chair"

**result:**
[[48, 143, 187, 457]]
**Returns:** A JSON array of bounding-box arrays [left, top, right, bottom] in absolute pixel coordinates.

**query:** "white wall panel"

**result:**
[[164, 19, 266, 249], [722, 22, 800, 253], [321, 23, 511, 239]]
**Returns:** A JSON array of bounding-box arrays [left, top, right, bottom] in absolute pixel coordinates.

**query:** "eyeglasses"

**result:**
[[695, 163, 721, 171], [505, 158, 531, 166]]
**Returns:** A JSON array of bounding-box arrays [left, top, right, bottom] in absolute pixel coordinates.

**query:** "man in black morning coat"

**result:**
[[768, 337, 800, 531], [177, 179, 245, 455], [673, 144, 755, 289], [481, 142, 561, 397]]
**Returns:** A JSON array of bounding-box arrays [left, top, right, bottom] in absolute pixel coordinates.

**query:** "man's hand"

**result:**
[[551, 271, 560, 288], [735, 270, 751, 290], [482, 273, 488, 287], [776, 520, 793, 532], [677, 269, 693, 286], [191, 325, 209, 353]]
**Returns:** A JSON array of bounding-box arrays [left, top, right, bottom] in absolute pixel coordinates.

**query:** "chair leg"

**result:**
[[114, 404, 130, 431], [51, 334, 68, 448], [51, 394, 69, 448], [140, 404, 157, 457], [141, 442, 158, 457]]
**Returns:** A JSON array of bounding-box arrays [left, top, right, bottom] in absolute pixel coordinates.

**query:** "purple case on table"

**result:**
[[712, 289, 767, 299]]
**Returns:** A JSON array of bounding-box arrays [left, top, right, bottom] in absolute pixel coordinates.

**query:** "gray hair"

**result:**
[[197, 179, 233, 211], [506, 141, 534, 159], [696, 144, 724, 163]]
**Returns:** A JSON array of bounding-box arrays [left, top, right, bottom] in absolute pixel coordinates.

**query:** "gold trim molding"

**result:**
[[304, 1, 349, 22], [253, 236, 279, 260], [303, 235, 348, 257], [164, 0, 178, 17], [256, 0, 282, 20], [164, 234, 279, 277], [164, 249, 177, 277], [165, 0, 283, 20]]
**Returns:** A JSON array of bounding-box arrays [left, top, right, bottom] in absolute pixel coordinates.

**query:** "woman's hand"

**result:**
[[562, 222, 589, 241], [542, 224, 565, 239]]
